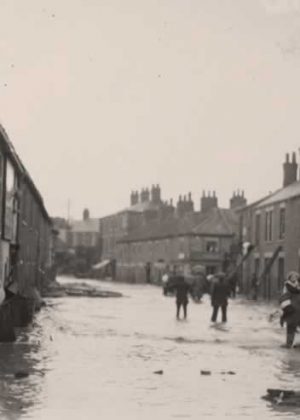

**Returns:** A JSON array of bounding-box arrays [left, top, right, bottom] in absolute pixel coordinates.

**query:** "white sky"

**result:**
[[1, 0, 300, 219]]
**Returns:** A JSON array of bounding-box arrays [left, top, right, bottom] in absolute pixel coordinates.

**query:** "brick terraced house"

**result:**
[[239, 152, 300, 300], [99, 185, 244, 283]]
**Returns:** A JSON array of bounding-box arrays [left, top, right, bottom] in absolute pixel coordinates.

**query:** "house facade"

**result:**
[[53, 209, 101, 275], [116, 208, 240, 283], [100, 185, 164, 261], [239, 152, 300, 300]]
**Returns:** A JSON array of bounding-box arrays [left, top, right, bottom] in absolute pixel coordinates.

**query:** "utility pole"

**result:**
[[67, 199, 71, 224]]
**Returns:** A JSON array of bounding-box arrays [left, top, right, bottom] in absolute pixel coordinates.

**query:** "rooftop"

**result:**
[[69, 218, 100, 233], [118, 208, 238, 243], [255, 180, 300, 209], [123, 200, 163, 213]]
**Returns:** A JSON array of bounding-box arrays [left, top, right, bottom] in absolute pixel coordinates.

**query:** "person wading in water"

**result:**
[[173, 273, 191, 320], [210, 272, 230, 323], [279, 271, 300, 348]]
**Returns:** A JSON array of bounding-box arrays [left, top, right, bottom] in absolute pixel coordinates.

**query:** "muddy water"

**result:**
[[0, 277, 300, 419]]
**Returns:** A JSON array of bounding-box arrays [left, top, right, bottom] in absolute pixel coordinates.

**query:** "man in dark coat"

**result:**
[[250, 273, 259, 300], [210, 273, 230, 323], [280, 271, 300, 348], [174, 275, 191, 320]]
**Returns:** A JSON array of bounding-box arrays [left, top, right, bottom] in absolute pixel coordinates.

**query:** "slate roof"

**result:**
[[69, 218, 100, 233], [118, 208, 238, 243], [122, 200, 163, 213], [193, 208, 239, 236], [255, 180, 300, 209]]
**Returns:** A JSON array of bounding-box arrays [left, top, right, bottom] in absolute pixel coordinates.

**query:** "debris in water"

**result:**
[[201, 370, 211, 376], [262, 389, 300, 407], [14, 371, 29, 379], [220, 370, 236, 375], [153, 370, 163, 375]]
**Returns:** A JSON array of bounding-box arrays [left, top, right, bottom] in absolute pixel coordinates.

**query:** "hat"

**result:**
[[287, 271, 300, 285]]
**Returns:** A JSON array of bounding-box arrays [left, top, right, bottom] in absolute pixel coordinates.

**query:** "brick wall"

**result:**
[[241, 196, 300, 299]]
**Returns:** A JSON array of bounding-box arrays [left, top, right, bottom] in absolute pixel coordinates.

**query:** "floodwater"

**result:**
[[0, 277, 300, 420]]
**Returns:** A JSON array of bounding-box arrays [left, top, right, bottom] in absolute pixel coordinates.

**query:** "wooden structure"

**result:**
[[0, 124, 54, 341]]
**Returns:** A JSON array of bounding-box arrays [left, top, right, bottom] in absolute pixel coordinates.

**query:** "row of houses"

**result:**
[[0, 124, 55, 341], [99, 186, 245, 283], [55, 185, 245, 283], [54, 152, 300, 301], [102, 153, 300, 299], [115, 206, 240, 283]]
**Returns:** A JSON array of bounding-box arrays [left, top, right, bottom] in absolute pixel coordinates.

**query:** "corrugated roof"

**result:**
[[0, 123, 51, 223]]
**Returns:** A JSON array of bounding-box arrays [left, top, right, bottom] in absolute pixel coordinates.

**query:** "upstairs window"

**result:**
[[255, 213, 261, 245], [206, 240, 219, 253], [279, 208, 285, 240], [265, 210, 273, 242]]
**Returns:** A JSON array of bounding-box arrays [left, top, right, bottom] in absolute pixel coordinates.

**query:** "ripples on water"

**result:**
[[0, 277, 300, 419]]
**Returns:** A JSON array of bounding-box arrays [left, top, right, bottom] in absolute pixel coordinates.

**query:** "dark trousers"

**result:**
[[176, 301, 187, 319], [211, 304, 227, 322], [286, 323, 297, 348]]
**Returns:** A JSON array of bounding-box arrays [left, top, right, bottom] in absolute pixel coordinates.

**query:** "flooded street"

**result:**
[[1, 277, 300, 419]]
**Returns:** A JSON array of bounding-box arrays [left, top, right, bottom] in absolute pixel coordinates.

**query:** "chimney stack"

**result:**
[[177, 193, 194, 217], [230, 190, 247, 209], [283, 152, 297, 188], [201, 190, 218, 212], [130, 190, 139, 206], [83, 208, 90, 220], [151, 184, 161, 204]]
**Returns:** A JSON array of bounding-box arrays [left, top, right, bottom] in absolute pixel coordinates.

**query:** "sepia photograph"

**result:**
[[1, 0, 300, 418]]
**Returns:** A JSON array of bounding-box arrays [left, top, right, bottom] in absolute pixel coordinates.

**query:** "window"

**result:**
[[255, 213, 261, 244], [206, 240, 218, 253], [264, 210, 273, 242], [279, 208, 285, 240], [179, 238, 184, 252], [269, 211, 273, 241]]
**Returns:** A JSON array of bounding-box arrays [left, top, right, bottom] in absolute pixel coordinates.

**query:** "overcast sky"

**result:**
[[1, 0, 300, 219]]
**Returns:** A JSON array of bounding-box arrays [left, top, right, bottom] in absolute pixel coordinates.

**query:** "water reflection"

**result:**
[[1, 278, 300, 419], [0, 318, 48, 419]]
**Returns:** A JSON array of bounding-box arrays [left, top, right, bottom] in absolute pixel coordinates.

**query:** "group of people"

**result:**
[[163, 270, 231, 323], [164, 267, 300, 349]]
